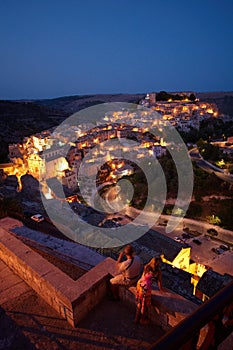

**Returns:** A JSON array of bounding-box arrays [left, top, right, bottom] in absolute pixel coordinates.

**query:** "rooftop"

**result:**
[[136, 229, 190, 262], [197, 269, 233, 298]]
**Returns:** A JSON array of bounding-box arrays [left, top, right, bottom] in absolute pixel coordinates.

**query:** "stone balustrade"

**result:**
[[0, 225, 197, 330]]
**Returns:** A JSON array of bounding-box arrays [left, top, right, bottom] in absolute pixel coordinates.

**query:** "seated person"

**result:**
[[110, 244, 142, 300]]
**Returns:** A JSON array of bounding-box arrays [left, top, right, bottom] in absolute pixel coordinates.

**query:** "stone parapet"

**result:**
[[0, 226, 115, 326], [119, 285, 197, 331], [0, 225, 197, 330]]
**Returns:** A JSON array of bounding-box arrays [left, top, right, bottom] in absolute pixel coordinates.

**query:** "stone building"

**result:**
[[61, 169, 77, 190], [195, 269, 233, 302], [27, 153, 45, 180]]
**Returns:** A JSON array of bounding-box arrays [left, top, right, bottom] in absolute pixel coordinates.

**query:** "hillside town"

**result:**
[[0, 92, 233, 348], [0, 93, 221, 192], [1, 1, 233, 348], [0, 94, 232, 305]]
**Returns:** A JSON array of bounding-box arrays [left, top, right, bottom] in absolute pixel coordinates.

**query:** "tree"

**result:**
[[186, 202, 202, 218], [189, 93, 196, 101], [196, 139, 220, 161], [206, 215, 221, 225]]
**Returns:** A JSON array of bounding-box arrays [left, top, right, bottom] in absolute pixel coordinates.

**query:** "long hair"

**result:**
[[144, 257, 161, 274]]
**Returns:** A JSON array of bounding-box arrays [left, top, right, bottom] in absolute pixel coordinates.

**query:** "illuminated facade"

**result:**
[[27, 153, 45, 180], [161, 247, 207, 295]]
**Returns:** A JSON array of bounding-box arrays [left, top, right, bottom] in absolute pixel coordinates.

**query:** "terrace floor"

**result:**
[[0, 259, 164, 350]]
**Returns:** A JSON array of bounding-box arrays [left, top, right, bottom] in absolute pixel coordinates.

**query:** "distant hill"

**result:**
[[34, 91, 233, 116], [196, 91, 233, 117], [35, 93, 145, 114], [0, 100, 67, 162], [196, 91, 233, 100], [0, 94, 144, 143], [0, 100, 67, 143]]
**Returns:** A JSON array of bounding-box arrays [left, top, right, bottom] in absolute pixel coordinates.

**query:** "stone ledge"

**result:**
[[0, 226, 116, 327], [119, 284, 197, 330], [0, 225, 198, 330]]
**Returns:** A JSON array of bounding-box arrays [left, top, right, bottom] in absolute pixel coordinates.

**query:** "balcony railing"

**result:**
[[149, 280, 233, 350]]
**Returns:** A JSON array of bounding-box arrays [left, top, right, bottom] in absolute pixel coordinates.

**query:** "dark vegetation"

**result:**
[[196, 139, 222, 161], [186, 165, 233, 229], [180, 118, 233, 144], [0, 100, 67, 162], [156, 91, 196, 102], [195, 139, 233, 173], [116, 153, 233, 229]]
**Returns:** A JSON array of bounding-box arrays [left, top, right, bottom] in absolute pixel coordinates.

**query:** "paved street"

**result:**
[[153, 223, 233, 275]]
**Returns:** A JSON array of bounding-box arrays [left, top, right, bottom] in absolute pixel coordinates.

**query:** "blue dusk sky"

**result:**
[[0, 0, 232, 99]]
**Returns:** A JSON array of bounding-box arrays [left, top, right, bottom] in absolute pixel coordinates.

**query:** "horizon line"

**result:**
[[1, 89, 233, 102]]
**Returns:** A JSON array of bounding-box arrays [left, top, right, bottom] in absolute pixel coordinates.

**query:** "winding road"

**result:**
[[189, 148, 233, 184]]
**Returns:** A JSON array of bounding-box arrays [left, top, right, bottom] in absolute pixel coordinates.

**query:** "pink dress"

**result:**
[[136, 272, 153, 313]]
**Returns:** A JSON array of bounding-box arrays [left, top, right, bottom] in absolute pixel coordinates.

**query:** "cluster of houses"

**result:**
[[0, 98, 220, 195], [140, 92, 218, 132], [1, 111, 170, 193]]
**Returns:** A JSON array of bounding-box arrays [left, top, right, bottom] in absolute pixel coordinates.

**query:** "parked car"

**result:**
[[182, 233, 191, 239], [112, 217, 123, 222], [220, 245, 229, 251], [212, 247, 221, 255], [193, 239, 202, 245], [31, 214, 44, 222], [207, 228, 218, 236]]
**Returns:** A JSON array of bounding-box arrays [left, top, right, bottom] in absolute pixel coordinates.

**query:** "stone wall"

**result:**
[[0, 225, 197, 331], [0, 226, 115, 327], [119, 285, 197, 331]]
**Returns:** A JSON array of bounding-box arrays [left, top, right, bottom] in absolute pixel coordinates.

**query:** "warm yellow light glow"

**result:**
[[117, 162, 124, 169], [57, 158, 69, 172], [137, 153, 144, 158], [216, 159, 225, 167]]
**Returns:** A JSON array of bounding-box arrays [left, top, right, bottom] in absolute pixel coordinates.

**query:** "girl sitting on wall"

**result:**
[[134, 256, 163, 324]]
